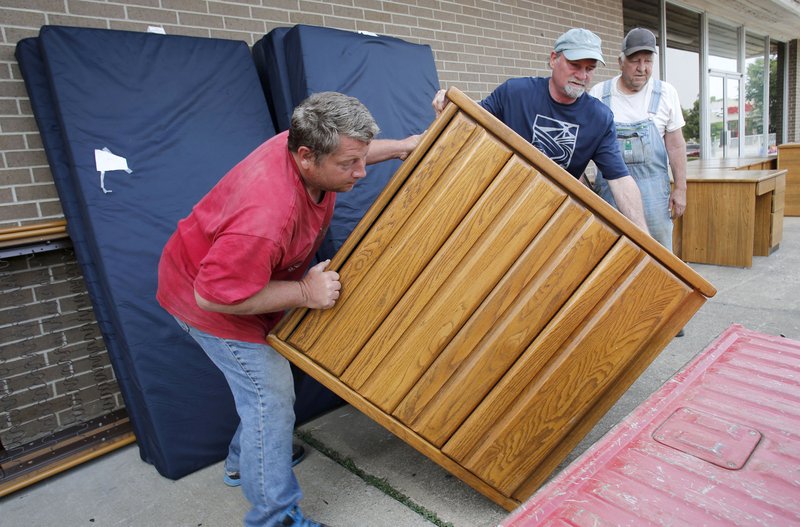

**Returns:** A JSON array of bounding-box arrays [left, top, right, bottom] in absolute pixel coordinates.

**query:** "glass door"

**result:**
[[708, 73, 741, 159]]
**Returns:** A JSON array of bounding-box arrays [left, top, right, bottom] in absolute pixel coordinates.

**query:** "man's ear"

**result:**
[[296, 146, 316, 168]]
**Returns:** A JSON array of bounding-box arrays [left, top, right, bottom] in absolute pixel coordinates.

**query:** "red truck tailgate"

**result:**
[[501, 324, 800, 526]]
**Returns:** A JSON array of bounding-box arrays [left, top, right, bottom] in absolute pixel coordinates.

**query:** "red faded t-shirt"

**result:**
[[157, 131, 334, 343]]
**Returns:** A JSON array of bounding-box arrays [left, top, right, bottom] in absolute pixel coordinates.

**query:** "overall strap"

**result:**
[[601, 79, 613, 107], [648, 79, 662, 115]]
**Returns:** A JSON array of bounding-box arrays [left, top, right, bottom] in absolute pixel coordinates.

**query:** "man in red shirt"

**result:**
[[157, 92, 416, 527]]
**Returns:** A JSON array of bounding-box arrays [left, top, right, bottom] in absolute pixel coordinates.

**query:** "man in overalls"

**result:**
[[590, 27, 688, 253]]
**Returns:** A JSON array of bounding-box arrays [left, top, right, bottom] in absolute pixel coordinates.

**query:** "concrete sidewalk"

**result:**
[[3, 218, 799, 527]]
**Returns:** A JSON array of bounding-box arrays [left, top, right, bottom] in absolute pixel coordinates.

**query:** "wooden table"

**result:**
[[269, 88, 715, 510], [676, 166, 786, 267], [685, 156, 776, 171]]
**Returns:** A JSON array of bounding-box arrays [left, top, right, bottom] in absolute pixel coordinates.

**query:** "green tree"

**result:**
[[682, 98, 700, 143], [745, 57, 778, 133]]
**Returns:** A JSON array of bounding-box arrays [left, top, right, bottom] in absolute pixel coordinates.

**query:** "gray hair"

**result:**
[[548, 51, 563, 70], [287, 91, 379, 160]]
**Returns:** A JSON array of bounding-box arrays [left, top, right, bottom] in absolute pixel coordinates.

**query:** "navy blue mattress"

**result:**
[[252, 24, 440, 424], [255, 24, 440, 258], [17, 26, 276, 479], [15, 38, 115, 342], [15, 37, 134, 444], [252, 27, 294, 134]]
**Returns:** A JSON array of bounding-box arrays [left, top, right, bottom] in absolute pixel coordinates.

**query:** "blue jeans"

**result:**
[[174, 317, 301, 527]]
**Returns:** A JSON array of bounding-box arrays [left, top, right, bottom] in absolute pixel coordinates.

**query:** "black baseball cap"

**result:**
[[622, 28, 657, 56]]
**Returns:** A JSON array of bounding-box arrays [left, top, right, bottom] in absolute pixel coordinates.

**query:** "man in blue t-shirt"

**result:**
[[433, 28, 649, 233]]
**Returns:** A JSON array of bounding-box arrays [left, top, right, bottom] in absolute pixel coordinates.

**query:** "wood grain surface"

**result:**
[[268, 88, 716, 509], [778, 143, 800, 216]]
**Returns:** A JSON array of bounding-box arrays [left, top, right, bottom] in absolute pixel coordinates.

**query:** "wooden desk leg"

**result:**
[[753, 191, 773, 256], [672, 214, 683, 260]]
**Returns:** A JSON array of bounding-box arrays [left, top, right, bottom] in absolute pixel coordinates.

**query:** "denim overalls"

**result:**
[[595, 79, 673, 251]]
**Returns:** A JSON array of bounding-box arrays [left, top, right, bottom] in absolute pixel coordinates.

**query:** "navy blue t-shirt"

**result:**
[[480, 77, 628, 180]]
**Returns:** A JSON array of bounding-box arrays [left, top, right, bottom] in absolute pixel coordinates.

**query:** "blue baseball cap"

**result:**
[[554, 28, 605, 65]]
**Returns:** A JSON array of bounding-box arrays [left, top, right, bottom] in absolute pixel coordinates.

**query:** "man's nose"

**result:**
[[353, 159, 367, 178]]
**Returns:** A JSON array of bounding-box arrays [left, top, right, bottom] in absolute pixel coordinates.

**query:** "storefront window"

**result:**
[[623, 0, 786, 159], [708, 20, 741, 158], [665, 3, 701, 157], [769, 40, 784, 147], [708, 19, 739, 72], [744, 33, 768, 156]]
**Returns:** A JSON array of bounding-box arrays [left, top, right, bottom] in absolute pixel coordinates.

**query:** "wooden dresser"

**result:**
[[268, 88, 716, 510], [778, 143, 800, 216]]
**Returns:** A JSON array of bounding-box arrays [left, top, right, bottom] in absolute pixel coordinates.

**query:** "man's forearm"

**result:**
[[665, 129, 688, 218], [665, 129, 687, 191], [367, 136, 420, 165], [607, 175, 650, 234], [194, 260, 341, 315], [194, 280, 306, 316]]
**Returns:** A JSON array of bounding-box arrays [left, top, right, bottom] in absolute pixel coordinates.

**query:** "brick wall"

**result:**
[[0, 0, 623, 447], [1, 0, 625, 229], [1, 248, 123, 449]]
